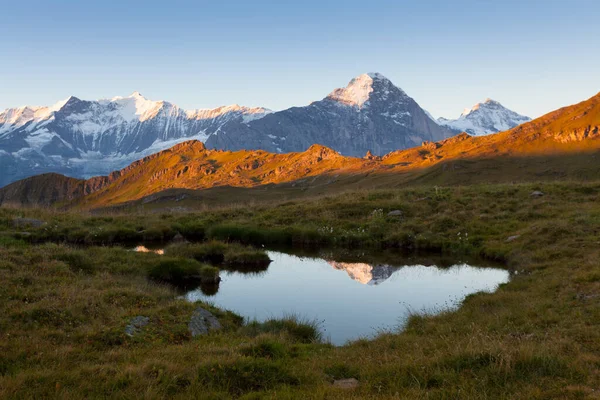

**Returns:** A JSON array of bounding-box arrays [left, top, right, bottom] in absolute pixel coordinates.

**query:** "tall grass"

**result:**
[[240, 314, 324, 344]]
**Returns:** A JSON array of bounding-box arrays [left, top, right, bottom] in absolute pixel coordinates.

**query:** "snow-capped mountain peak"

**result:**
[[366, 72, 387, 80], [327, 73, 377, 107], [48, 97, 73, 113], [439, 98, 531, 136], [0, 73, 451, 187], [326, 72, 406, 108], [461, 98, 502, 117]]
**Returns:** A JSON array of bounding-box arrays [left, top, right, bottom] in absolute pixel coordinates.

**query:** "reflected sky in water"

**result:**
[[186, 251, 509, 345]]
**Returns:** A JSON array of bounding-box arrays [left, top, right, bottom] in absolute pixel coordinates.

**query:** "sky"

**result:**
[[1, 0, 599, 119]]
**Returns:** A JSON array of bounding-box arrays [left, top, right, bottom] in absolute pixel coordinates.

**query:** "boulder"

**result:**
[[189, 307, 222, 337], [387, 210, 403, 217], [171, 232, 188, 243], [530, 191, 544, 198]]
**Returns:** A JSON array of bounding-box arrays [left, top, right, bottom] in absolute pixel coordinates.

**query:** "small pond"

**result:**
[[182, 250, 510, 345]]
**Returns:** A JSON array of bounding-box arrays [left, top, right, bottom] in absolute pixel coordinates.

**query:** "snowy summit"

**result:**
[[0, 72, 452, 186], [437, 98, 531, 136], [326, 73, 407, 108]]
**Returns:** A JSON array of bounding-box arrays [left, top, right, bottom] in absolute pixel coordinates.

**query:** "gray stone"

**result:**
[[506, 235, 521, 242], [189, 307, 222, 337], [333, 378, 359, 389], [12, 218, 46, 228], [171, 232, 188, 243], [530, 191, 545, 198], [387, 210, 403, 217], [125, 316, 150, 337]]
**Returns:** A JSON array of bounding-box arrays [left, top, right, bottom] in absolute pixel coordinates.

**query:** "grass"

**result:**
[[147, 258, 221, 286], [241, 315, 324, 344], [164, 241, 271, 269], [196, 359, 300, 396], [1, 181, 600, 398]]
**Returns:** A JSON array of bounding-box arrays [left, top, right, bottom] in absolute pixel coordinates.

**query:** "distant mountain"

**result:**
[[0, 73, 452, 187], [1, 91, 598, 209], [0, 92, 270, 187], [207, 73, 452, 156], [437, 99, 531, 136]]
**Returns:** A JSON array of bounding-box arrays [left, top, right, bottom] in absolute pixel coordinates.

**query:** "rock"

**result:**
[[387, 210, 403, 217], [333, 378, 359, 389], [12, 218, 46, 228], [171, 232, 188, 243], [363, 150, 381, 161], [530, 191, 544, 198], [125, 316, 150, 337], [506, 235, 521, 242], [189, 307, 222, 337], [421, 141, 440, 151]]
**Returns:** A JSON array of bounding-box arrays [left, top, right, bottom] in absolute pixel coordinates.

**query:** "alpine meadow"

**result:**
[[1, 1, 600, 399]]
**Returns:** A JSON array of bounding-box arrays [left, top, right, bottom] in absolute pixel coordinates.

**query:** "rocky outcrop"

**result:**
[[188, 307, 222, 337]]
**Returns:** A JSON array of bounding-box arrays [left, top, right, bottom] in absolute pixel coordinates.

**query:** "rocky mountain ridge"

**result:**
[[1, 90, 598, 209], [0, 73, 452, 186]]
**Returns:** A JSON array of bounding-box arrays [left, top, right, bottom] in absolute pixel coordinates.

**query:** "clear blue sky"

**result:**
[[1, 0, 599, 119]]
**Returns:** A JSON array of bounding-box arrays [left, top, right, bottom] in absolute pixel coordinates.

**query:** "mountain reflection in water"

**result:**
[[185, 251, 509, 345]]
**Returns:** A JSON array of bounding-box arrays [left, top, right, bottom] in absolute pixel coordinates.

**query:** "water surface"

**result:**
[[185, 251, 509, 345]]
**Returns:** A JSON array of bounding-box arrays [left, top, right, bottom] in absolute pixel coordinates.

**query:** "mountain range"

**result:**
[[0, 73, 530, 187], [437, 98, 532, 136], [1, 90, 597, 209]]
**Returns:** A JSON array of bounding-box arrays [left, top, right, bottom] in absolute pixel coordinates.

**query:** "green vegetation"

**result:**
[[164, 241, 271, 268], [147, 258, 220, 286], [1, 181, 600, 398], [241, 315, 324, 344]]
